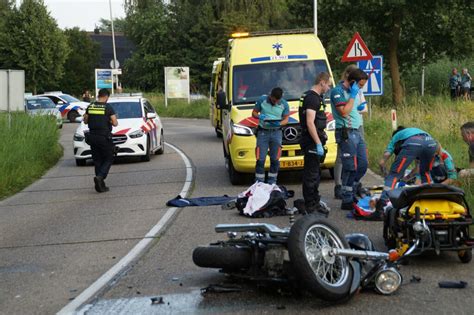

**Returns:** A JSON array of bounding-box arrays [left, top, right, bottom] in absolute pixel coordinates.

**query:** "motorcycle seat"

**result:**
[[388, 184, 466, 210]]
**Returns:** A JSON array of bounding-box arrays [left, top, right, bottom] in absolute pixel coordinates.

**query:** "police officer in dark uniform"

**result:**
[[83, 88, 118, 193], [298, 72, 331, 215]]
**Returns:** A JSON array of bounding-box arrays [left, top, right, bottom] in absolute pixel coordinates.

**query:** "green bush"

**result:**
[[0, 113, 62, 200], [364, 97, 474, 204], [144, 92, 209, 118]]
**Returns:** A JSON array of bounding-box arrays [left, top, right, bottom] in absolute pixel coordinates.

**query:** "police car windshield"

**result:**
[[232, 60, 329, 104], [26, 98, 56, 109], [109, 102, 143, 119], [59, 94, 80, 103]]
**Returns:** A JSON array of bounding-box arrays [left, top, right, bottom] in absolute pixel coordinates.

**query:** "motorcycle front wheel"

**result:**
[[288, 215, 353, 301]]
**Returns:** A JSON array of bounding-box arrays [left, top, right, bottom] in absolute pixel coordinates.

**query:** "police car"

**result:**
[[73, 95, 164, 166], [24, 96, 63, 128], [37, 92, 89, 122]]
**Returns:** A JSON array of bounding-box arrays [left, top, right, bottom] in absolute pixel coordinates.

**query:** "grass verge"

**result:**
[[145, 92, 209, 118], [0, 113, 63, 200], [364, 95, 474, 205]]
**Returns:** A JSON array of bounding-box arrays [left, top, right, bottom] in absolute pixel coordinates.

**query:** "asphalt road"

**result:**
[[1, 118, 474, 314]]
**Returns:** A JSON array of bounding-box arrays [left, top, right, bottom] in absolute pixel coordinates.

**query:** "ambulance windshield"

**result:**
[[232, 60, 329, 104]]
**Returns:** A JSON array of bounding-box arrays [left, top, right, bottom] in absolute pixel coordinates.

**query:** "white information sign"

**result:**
[[164, 67, 190, 106], [0, 69, 25, 112]]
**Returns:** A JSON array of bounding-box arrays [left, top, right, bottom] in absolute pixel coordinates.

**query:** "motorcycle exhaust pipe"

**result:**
[[330, 248, 389, 260]]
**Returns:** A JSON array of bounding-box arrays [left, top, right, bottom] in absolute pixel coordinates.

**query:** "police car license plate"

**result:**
[[280, 160, 304, 168]]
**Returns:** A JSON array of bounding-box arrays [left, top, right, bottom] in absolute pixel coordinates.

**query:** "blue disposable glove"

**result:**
[[316, 143, 324, 156], [357, 101, 367, 111], [258, 113, 266, 121], [268, 120, 281, 127], [350, 82, 360, 99]]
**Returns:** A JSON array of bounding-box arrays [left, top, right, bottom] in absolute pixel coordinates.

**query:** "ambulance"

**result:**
[[218, 29, 337, 185], [209, 57, 225, 137]]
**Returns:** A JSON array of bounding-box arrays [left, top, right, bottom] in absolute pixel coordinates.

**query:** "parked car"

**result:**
[[37, 92, 89, 122], [24, 96, 63, 128], [73, 95, 164, 166]]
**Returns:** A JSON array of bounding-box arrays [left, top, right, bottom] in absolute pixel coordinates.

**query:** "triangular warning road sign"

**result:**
[[341, 32, 373, 62]]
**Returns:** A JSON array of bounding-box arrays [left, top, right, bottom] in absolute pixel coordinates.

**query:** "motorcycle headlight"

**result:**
[[129, 129, 144, 138], [326, 119, 336, 131], [375, 267, 402, 295], [231, 122, 253, 136], [73, 133, 85, 142]]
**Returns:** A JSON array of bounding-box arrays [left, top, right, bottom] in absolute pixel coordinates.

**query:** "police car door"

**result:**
[[144, 100, 159, 150]]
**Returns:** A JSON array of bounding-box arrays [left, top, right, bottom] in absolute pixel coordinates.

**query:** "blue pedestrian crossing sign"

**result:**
[[357, 55, 383, 96]]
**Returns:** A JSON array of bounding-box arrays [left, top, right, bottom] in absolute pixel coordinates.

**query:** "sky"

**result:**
[[16, 0, 126, 31]]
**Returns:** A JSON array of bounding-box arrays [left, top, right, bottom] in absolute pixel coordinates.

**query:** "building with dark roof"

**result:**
[[88, 31, 135, 69]]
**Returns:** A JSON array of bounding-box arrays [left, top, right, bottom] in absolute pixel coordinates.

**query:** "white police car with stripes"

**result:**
[[36, 92, 89, 122], [73, 95, 164, 166]]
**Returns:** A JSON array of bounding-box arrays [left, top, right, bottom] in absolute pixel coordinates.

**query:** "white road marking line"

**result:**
[[57, 142, 193, 315]]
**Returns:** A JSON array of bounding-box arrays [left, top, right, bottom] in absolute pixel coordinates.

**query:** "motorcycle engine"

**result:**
[[263, 246, 289, 277]]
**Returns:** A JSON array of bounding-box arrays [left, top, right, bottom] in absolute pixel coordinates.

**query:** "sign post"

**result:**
[[164, 67, 190, 107], [95, 69, 114, 97]]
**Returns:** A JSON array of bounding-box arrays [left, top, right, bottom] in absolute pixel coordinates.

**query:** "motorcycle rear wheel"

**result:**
[[193, 245, 252, 270], [288, 215, 353, 301]]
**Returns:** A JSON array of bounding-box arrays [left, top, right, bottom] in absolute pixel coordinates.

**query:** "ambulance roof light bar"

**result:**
[[231, 28, 315, 38]]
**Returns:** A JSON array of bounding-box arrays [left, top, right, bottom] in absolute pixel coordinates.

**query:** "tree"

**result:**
[[0, 0, 70, 94], [122, 0, 170, 90], [97, 17, 127, 33], [60, 28, 100, 96], [288, 0, 474, 106]]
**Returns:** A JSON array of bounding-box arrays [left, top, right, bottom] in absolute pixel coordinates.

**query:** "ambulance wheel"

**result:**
[[215, 127, 223, 138], [226, 155, 244, 185], [141, 137, 151, 162], [458, 249, 472, 263], [75, 159, 86, 166], [155, 131, 164, 155], [68, 110, 80, 123]]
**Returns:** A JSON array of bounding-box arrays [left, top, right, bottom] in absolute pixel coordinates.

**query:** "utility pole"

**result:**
[[421, 45, 426, 97], [314, 0, 317, 36], [109, 0, 118, 93]]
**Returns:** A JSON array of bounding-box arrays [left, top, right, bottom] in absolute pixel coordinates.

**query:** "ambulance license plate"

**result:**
[[280, 160, 304, 168]]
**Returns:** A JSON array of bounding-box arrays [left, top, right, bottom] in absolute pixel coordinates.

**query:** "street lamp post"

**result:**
[[109, 0, 118, 93]]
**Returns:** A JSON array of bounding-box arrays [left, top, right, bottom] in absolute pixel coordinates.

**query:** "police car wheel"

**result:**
[[141, 137, 151, 162], [68, 110, 80, 123], [75, 159, 86, 166], [155, 130, 164, 155]]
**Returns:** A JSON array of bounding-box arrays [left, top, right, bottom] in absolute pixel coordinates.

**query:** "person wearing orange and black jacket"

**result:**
[[83, 88, 118, 193]]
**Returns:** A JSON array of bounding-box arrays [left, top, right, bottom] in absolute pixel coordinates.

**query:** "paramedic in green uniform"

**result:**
[[252, 87, 290, 184]]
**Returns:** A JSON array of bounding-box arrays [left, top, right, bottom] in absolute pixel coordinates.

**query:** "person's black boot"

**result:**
[[334, 185, 343, 199], [94, 176, 107, 192]]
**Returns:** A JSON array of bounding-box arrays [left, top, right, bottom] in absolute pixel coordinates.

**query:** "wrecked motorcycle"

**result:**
[[193, 213, 424, 301]]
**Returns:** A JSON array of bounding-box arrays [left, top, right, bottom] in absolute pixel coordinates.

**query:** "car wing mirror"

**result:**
[[217, 91, 230, 110], [146, 112, 157, 119]]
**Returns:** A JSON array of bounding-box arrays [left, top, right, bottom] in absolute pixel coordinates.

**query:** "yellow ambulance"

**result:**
[[218, 29, 337, 184], [209, 57, 225, 137]]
